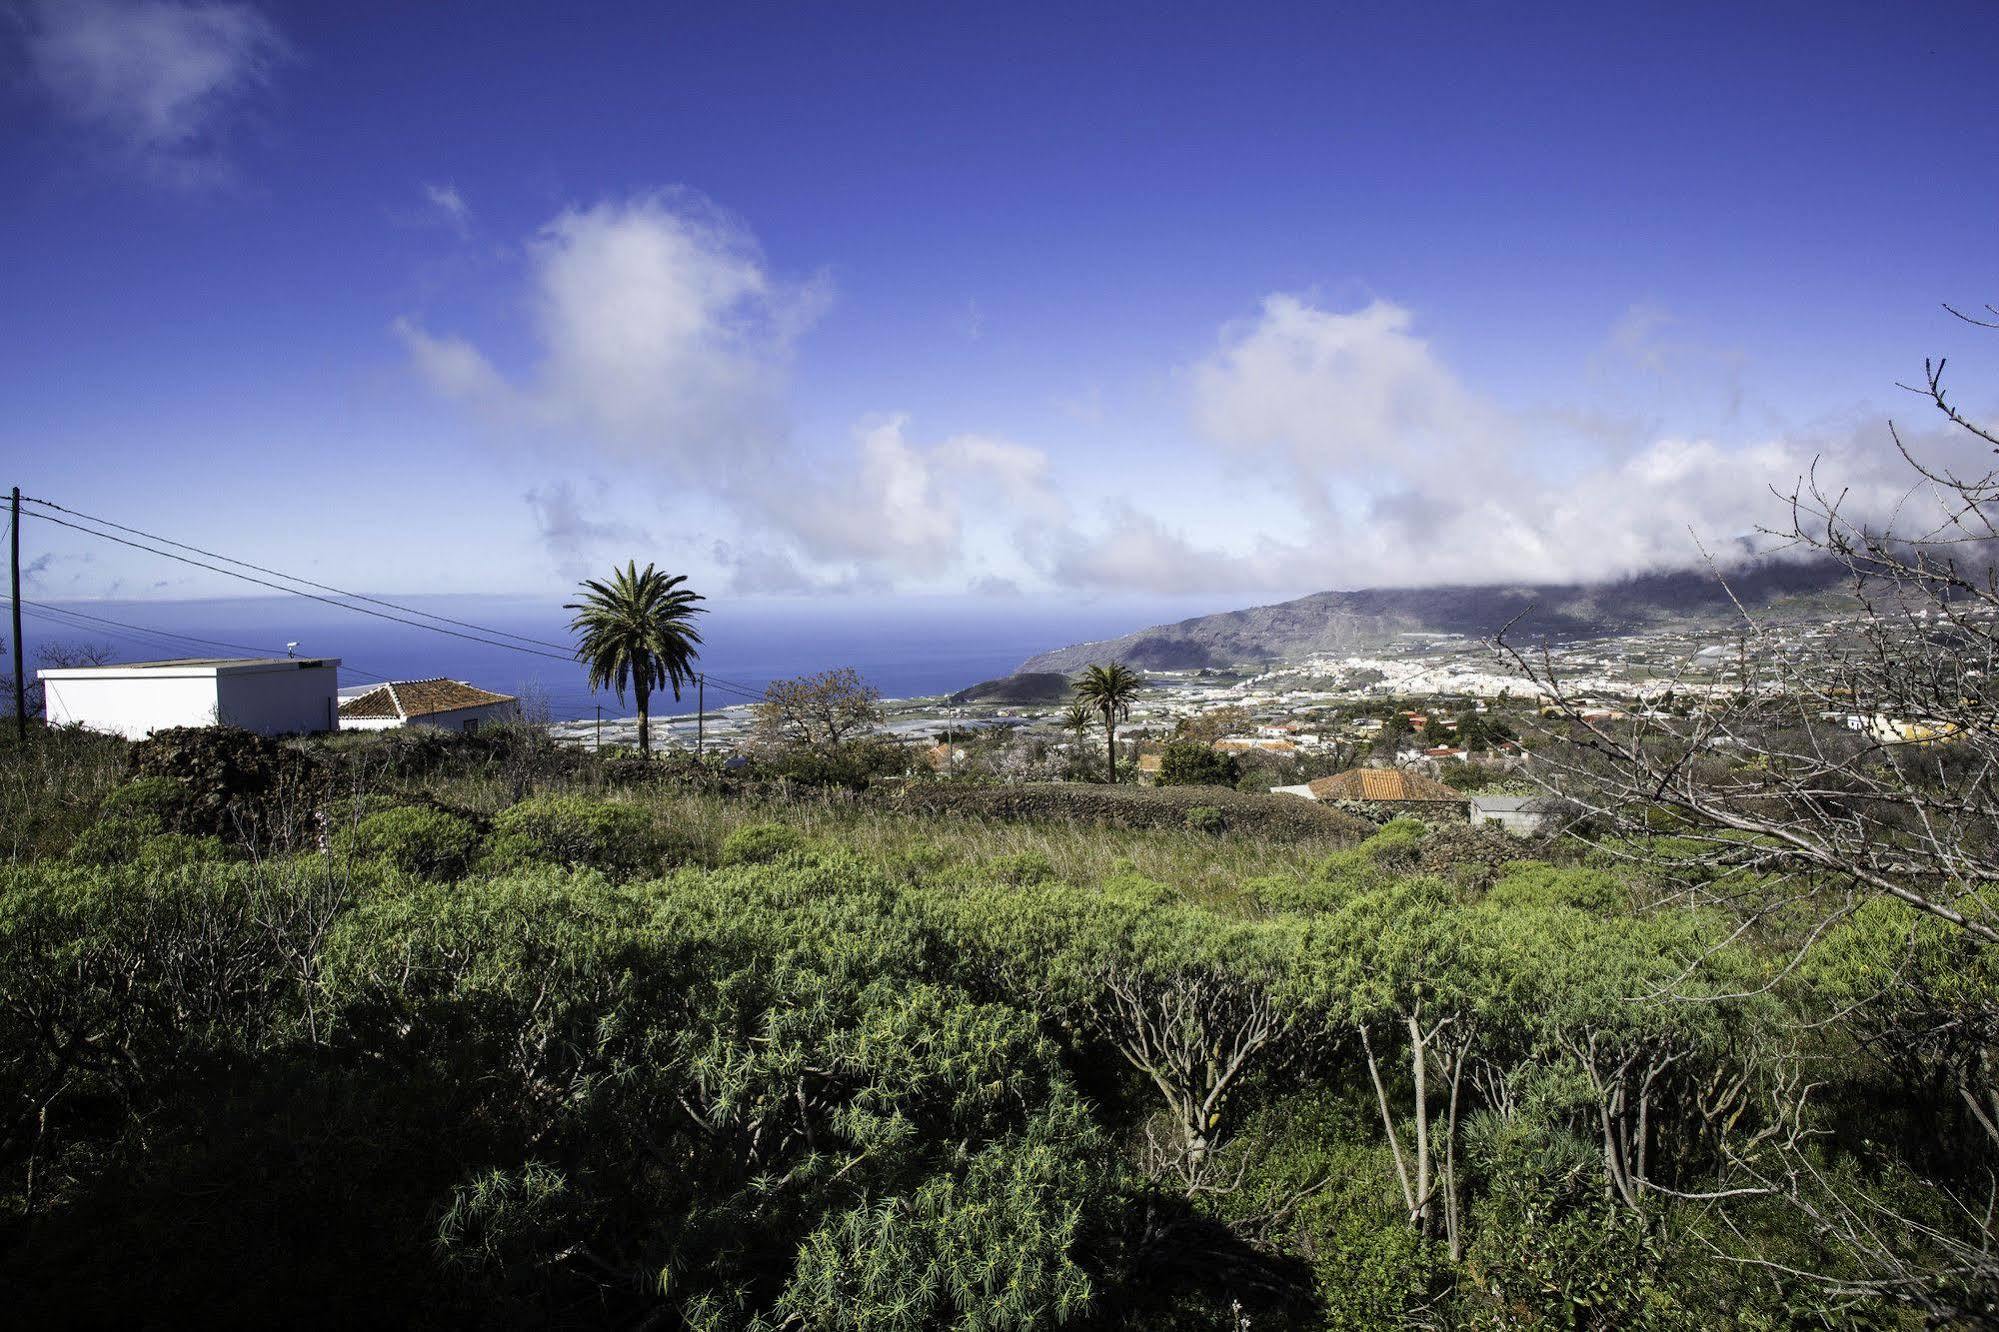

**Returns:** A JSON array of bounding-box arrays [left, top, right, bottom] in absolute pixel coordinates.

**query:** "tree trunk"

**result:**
[[1408, 1012, 1432, 1236], [636, 684, 651, 755], [1361, 1024, 1418, 1224], [1105, 713, 1117, 784]]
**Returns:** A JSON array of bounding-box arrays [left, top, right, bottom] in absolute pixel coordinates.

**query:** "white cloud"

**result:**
[[400, 194, 1068, 590], [1192, 296, 1515, 516], [524, 480, 647, 578], [402, 197, 1949, 601], [401, 191, 823, 481], [422, 181, 470, 231], [1046, 294, 1948, 595], [22, 0, 286, 186], [766, 417, 1068, 578]]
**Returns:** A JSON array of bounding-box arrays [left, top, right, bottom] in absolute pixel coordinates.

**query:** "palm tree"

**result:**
[[1072, 662, 1143, 784], [566, 562, 705, 755], [1060, 701, 1093, 751]]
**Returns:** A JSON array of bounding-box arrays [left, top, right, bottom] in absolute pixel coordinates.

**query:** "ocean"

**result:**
[[17, 593, 1222, 722]]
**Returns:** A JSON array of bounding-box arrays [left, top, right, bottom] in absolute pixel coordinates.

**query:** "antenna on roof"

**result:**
[[286, 641, 298, 658]]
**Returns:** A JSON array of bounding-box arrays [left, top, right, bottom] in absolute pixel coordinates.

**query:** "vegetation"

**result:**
[[1072, 662, 1144, 784], [566, 561, 706, 754], [1156, 738, 1241, 788], [752, 667, 886, 752], [3, 715, 1993, 1327]]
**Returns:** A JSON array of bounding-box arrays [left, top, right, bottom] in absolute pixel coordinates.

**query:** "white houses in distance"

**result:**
[[38, 656, 342, 740]]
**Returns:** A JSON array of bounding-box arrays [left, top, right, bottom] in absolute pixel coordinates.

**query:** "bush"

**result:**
[[68, 776, 196, 865], [487, 796, 663, 876], [1436, 759, 1497, 792], [880, 782, 1372, 842], [759, 738, 912, 790], [1359, 817, 1428, 866], [981, 850, 1057, 886], [99, 776, 189, 829], [1183, 804, 1227, 834], [67, 817, 154, 866], [338, 805, 483, 881], [718, 821, 804, 866], [1156, 741, 1240, 788], [133, 831, 228, 871]]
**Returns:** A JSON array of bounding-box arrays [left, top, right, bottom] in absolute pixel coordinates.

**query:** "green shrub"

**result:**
[[1182, 804, 1226, 834], [69, 777, 198, 864], [981, 850, 1056, 886], [487, 795, 662, 876], [1487, 863, 1628, 913], [67, 817, 153, 866], [718, 821, 804, 866], [1360, 816, 1428, 864], [881, 781, 1372, 841], [133, 831, 228, 871], [339, 806, 483, 881], [99, 776, 187, 829], [1156, 740, 1240, 788], [760, 739, 912, 790]]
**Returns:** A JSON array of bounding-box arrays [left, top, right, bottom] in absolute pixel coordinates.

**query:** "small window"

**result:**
[[463, 718, 480, 735]]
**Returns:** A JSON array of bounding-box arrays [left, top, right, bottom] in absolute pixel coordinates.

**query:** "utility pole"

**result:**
[[696, 674, 705, 757], [10, 486, 24, 743]]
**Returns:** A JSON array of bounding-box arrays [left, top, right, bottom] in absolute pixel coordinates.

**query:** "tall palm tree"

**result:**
[[566, 562, 705, 755], [1072, 662, 1143, 784]]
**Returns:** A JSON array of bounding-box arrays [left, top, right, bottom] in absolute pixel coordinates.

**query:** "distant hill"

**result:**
[[947, 672, 1074, 705], [1018, 560, 1855, 674]]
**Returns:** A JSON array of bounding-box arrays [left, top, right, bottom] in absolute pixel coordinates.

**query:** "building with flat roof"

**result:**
[[38, 657, 341, 740]]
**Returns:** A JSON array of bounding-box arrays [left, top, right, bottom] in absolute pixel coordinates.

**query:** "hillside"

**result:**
[[1019, 558, 1854, 673], [947, 671, 1073, 705]]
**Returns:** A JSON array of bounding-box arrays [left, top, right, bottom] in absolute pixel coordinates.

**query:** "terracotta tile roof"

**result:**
[[1307, 768, 1465, 802], [339, 678, 517, 720]]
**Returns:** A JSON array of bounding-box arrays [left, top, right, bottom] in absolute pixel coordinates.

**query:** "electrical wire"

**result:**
[[21, 495, 579, 653], [11, 495, 771, 722], [21, 508, 580, 661]]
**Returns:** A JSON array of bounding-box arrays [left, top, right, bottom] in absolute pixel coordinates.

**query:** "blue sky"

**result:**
[[5, 0, 1998, 606]]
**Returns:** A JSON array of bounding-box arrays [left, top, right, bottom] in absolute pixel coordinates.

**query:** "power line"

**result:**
[[18, 598, 399, 683], [21, 508, 579, 662], [22, 495, 577, 654]]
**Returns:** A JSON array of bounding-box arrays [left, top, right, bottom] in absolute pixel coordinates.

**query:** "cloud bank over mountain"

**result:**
[[399, 191, 1960, 600]]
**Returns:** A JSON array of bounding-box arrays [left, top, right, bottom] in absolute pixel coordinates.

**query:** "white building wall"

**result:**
[[412, 701, 517, 733], [40, 660, 341, 740], [217, 663, 340, 735], [42, 674, 222, 740]]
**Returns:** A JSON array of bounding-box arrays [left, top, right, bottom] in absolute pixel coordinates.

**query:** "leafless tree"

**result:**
[[1501, 304, 1999, 947], [1499, 303, 1999, 1320], [750, 667, 884, 752]]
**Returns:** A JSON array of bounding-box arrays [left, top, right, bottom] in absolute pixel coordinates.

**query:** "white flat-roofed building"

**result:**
[[38, 657, 341, 740]]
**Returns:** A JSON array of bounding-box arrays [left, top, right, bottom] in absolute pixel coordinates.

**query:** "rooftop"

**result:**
[[339, 678, 517, 720], [38, 656, 337, 676], [1308, 767, 1466, 803]]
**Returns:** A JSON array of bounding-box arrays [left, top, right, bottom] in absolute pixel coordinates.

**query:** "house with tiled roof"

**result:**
[[1271, 765, 1471, 823], [337, 678, 519, 733]]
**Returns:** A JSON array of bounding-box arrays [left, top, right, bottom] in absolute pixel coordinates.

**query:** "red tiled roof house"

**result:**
[[337, 678, 519, 734]]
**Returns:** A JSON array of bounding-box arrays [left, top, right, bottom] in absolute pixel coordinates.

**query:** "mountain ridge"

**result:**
[[1017, 560, 1855, 674]]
